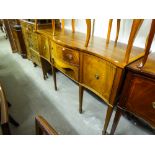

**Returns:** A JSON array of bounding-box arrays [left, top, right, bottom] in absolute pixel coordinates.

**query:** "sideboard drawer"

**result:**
[[82, 53, 116, 103], [125, 75, 155, 127], [53, 44, 79, 66]]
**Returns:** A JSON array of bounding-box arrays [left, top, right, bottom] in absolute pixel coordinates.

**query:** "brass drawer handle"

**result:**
[[62, 48, 66, 51], [65, 53, 73, 60], [152, 102, 155, 109], [95, 74, 100, 80]]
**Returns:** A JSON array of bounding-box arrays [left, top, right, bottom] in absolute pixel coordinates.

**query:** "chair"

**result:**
[[0, 83, 19, 135], [35, 115, 58, 135]]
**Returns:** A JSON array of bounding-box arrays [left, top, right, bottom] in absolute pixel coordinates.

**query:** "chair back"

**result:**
[[35, 115, 58, 135], [0, 84, 9, 125]]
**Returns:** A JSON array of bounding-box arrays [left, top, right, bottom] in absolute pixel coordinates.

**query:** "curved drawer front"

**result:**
[[82, 53, 116, 103], [126, 75, 155, 127], [53, 43, 79, 67], [52, 43, 79, 81]]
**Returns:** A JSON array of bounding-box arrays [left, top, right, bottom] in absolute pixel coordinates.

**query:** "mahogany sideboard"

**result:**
[[14, 19, 151, 134]]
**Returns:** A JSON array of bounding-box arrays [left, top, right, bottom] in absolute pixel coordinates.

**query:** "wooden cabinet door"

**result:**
[[38, 35, 50, 62], [125, 74, 155, 127]]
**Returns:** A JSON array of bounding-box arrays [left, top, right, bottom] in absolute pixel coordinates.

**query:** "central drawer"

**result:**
[[82, 53, 116, 103], [52, 43, 80, 81], [53, 44, 79, 66]]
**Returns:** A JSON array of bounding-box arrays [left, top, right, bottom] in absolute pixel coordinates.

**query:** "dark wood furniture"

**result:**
[[3, 20, 27, 58], [0, 83, 19, 135], [35, 115, 58, 135], [110, 20, 155, 134]]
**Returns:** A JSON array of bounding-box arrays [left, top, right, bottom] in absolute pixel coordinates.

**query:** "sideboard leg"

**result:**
[[79, 85, 84, 113], [102, 105, 113, 134], [110, 108, 122, 135], [52, 65, 57, 91]]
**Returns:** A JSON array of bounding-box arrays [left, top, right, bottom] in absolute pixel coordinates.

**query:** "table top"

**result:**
[[38, 28, 145, 68]]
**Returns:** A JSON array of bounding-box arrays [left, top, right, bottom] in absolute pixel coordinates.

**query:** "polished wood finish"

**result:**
[[124, 19, 144, 64], [35, 115, 58, 135], [139, 19, 155, 68], [110, 53, 155, 134], [106, 19, 113, 44], [115, 19, 121, 45], [85, 19, 91, 47]]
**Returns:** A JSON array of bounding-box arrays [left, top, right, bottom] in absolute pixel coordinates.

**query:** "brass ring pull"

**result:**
[[66, 53, 73, 60], [95, 74, 100, 80], [152, 102, 155, 109]]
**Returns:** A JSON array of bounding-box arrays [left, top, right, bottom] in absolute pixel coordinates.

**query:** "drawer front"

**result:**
[[52, 43, 79, 81], [82, 53, 116, 103], [30, 33, 39, 52], [53, 43, 79, 66], [125, 75, 155, 127], [39, 35, 50, 62]]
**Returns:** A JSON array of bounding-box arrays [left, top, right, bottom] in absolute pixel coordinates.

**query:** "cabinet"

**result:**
[[3, 19, 27, 58]]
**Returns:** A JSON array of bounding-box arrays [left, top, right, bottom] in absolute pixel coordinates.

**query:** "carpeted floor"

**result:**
[[0, 31, 152, 135]]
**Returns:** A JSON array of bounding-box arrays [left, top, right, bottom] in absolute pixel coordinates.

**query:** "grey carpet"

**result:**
[[0, 31, 152, 135]]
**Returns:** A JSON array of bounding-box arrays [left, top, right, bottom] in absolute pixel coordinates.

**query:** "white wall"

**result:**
[[64, 19, 155, 52]]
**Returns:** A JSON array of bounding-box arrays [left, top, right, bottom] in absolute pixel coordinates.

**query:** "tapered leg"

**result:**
[[51, 65, 57, 91], [79, 85, 84, 113], [110, 108, 122, 135], [1, 123, 11, 135], [102, 106, 113, 135]]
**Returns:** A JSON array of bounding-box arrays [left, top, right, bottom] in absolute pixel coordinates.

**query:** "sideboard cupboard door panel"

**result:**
[[125, 74, 155, 126], [39, 35, 50, 62], [82, 53, 116, 103]]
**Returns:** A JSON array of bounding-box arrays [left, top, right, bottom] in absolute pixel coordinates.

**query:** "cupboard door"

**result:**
[[82, 53, 116, 103], [39, 35, 50, 62], [126, 74, 155, 127]]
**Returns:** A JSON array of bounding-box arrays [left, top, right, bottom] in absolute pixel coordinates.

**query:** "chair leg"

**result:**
[[102, 106, 113, 135], [9, 114, 19, 127], [1, 123, 11, 135]]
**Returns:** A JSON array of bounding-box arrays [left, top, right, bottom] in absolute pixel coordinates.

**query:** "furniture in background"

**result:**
[[110, 20, 155, 134], [0, 83, 19, 135], [35, 115, 58, 135], [3, 20, 27, 58]]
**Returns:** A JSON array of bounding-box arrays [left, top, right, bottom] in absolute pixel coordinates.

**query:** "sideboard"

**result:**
[[15, 19, 152, 134]]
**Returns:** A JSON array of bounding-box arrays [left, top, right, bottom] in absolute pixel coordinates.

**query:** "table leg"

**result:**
[[102, 105, 113, 134]]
